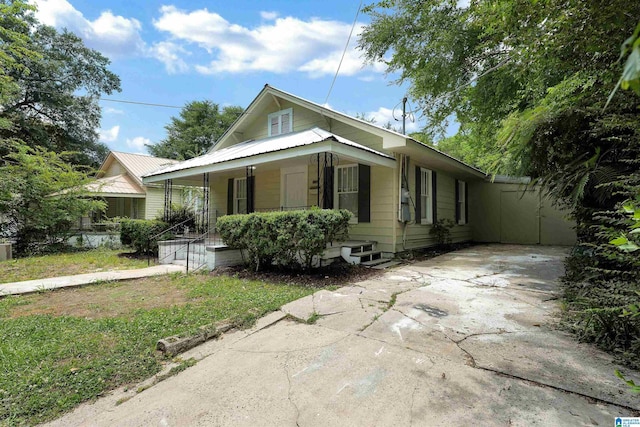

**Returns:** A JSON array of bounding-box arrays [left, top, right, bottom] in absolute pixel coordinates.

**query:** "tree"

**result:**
[[360, 1, 640, 368], [147, 101, 244, 160], [0, 140, 105, 255], [359, 0, 640, 173], [0, 0, 121, 167], [0, 0, 39, 130]]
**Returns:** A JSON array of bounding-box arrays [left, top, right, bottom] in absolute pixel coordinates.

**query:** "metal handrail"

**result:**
[[146, 218, 194, 267], [149, 218, 193, 241], [161, 228, 212, 273]]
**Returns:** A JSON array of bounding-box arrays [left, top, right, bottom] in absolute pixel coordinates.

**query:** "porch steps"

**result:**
[[341, 241, 385, 265]]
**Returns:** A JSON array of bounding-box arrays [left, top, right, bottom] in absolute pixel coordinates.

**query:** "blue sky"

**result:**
[[33, 0, 434, 155]]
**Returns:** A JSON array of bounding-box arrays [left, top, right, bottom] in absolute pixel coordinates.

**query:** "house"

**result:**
[[142, 85, 575, 267], [82, 151, 185, 226]]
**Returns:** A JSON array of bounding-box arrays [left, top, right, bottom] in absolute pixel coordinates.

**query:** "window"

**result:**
[[267, 108, 293, 136], [234, 177, 247, 214], [420, 168, 433, 224], [336, 164, 358, 220], [457, 180, 467, 224]]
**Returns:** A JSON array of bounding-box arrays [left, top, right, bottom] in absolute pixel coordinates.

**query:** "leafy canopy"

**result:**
[[359, 0, 640, 175], [147, 101, 244, 160], [0, 140, 105, 255], [0, 0, 121, 167]]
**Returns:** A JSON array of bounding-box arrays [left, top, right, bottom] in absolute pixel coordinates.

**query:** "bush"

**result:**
[[156, 204, 197, 232], [119, 219, 168, 255], [429, 218, 456, 245], [216, 209, 351, 270]]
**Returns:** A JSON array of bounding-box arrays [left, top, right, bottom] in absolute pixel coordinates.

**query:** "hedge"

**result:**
[[216, 209, 352, 270], [120, 219, 169, 255]]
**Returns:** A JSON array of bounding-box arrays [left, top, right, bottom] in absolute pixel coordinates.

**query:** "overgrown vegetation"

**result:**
[[119, 219, 169, 255], [0, 142, 105, 256], [0, 248, 147, 283], [360, 0, 640, 369], [217, 209, 351, 270], [0, 274, 315, 425]]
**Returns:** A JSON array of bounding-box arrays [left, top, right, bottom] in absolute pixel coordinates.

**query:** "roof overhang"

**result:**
[[143, 137, 395, 183], [392, 139, 487, 180]]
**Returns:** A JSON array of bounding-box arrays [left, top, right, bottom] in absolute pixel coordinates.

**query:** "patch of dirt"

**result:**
[[209, 261, 383, 288], [8, 276, 191, 319]]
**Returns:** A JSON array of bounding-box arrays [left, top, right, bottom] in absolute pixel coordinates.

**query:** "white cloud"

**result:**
[[104, 107, 124, 115], [99, 125, 120, 143], [260, 11, 278, 20], [126, 136, 151, 151], [33, 0, 145, 58], [363, 107, 420, 133], [154, 6, 385, 77], [149, 41, 190, 74]]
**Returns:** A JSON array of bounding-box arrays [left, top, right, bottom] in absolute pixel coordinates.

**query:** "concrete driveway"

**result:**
[[48, 245, 640, 426]]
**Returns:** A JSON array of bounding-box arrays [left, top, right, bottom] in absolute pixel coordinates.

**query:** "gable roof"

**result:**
[[84, 174, 146, 197], [211, 84, 486, 178], [98, 151, 178, 186], [144, 127, 395, 181]]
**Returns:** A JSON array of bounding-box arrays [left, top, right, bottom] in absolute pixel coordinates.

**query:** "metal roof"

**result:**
[[144, 127, 394, 178], [102, 152, 178, 184], [83, 174, 145, 196]]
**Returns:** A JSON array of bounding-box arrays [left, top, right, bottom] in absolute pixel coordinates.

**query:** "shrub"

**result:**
[[156, 204, 197, 232], [429, 218, 456, 245], [216, 209, 351, 270], [119, 219, 168, 255]]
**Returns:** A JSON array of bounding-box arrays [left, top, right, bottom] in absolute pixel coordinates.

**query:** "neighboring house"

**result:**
[[142, 85, 575, 257], [82, 151, 183, 226]]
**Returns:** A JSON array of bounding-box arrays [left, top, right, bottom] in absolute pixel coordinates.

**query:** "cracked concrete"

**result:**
[[46, 244, 640, 426]]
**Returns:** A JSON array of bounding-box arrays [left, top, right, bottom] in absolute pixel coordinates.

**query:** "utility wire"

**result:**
[[324, 0, 363, 105]]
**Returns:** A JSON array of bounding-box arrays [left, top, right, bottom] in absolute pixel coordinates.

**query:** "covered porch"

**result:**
[[142, 127, 397, 269], [144, 127, 396, 232]]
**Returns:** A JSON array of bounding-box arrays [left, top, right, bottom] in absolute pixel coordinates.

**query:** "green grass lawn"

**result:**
[[0, 273, 315, 426], [0, 249, 148, 284]]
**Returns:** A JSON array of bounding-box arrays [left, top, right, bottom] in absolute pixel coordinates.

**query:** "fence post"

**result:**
[[186, 241, 190, 273]]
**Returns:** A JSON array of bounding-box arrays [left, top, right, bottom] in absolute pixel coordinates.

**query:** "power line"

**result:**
[[99, 97, 182, 109], [324, 0, 363, 105]]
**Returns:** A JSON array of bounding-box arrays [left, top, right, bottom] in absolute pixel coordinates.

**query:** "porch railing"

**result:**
[[158, 229, 213, 273]]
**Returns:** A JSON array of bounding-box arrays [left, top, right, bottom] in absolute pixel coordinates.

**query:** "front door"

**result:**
[[281, 166, 307, 210]]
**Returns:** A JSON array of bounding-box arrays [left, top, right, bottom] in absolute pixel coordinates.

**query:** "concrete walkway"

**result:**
[[46, 245, 640, 426], [0, 264, 186, 296]]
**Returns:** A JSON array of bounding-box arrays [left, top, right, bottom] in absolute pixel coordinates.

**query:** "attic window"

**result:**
[[268, 108, 293, 136]]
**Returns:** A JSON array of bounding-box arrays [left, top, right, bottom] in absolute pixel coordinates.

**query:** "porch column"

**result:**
[[163, 179, 173, 222], [246, 166, 255, 213], [321, 153, 336, 209], [202, 173, 210, 233]]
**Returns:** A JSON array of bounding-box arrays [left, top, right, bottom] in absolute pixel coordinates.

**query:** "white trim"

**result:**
[[280, 165, 308, 210], [234, 177, 247, 214], [419, 167, 434, 225], [267, 108, 293, 137], [335, 164, 359, 224]]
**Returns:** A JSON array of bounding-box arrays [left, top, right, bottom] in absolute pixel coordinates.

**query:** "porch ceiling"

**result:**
[[142, 127, 396, 183]]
